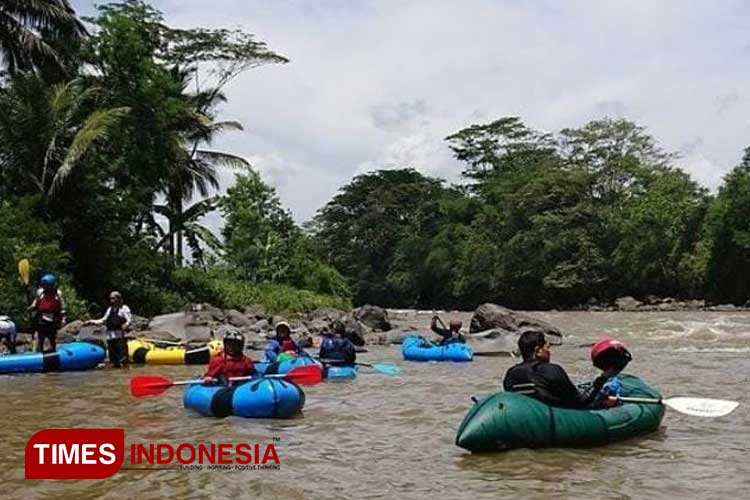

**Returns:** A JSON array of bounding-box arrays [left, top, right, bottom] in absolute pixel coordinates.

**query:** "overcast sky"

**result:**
[[71, 0, 750, 223]]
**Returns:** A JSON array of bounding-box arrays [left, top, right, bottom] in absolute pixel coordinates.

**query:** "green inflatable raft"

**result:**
[[455, 374, 665, 452]]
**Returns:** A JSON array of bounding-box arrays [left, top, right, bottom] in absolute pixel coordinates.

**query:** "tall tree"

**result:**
[[0, 0, 85, 75]]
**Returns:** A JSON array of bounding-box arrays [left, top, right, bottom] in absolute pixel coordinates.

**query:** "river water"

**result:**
[[1, 311, 749, 499]]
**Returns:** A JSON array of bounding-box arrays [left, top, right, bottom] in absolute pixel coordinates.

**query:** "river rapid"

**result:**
[[1, 311, 749, 499]]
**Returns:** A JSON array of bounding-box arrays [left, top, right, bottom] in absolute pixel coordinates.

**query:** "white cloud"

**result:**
[[71, 0, 750, 221]]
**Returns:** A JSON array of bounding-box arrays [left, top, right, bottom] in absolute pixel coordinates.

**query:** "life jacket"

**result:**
[[36, 291, 62, 315], [281, 339, 296, 353], [207, 353, 255, 380], [105, 306, 127, 331], [319, 336, 355, 363]]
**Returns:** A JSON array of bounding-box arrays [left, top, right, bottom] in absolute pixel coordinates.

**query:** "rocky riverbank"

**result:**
[[35, 302, 563, 355]]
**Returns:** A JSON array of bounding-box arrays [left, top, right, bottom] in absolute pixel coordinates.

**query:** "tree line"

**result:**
[[311, 117, 750, 309], [2, 1, 749, 322]]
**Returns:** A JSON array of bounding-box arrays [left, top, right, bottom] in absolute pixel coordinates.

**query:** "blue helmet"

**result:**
[[40, 273, 58, 289]]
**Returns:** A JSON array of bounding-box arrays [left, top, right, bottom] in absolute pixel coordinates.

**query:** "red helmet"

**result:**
[[591, 338, 632, 371]]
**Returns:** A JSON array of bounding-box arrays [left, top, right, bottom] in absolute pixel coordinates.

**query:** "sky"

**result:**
[[71, 0, 750, 223]]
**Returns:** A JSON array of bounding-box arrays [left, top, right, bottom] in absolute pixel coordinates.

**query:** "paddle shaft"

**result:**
[[612, 396, 661, 405], [172, 373, 293, 386]]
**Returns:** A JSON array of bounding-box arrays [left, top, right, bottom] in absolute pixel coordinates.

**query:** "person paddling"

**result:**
[[588, 337, 632, 408], [319, 320, 356, 365], [264, 321, 304, 362], [29, 273, 66, 352], [431, 315, 465, 345], [203, 331, 256, 385], [503, 331, 621, 409], [86, 291, 132, 367]]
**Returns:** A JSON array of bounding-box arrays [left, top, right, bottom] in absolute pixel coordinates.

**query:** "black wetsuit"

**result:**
[[503, 360, 607, 409], [430, 318, 465, 345]]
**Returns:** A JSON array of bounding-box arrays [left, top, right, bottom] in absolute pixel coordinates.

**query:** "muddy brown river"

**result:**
[[1, 311, 749, 499]]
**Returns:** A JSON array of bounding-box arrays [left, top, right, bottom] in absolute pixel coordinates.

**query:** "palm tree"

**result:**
[[152, 197, 224, 268], [160, 71, 249, 266], [0, 74, 128, 199], [0, 0, 86, 75]]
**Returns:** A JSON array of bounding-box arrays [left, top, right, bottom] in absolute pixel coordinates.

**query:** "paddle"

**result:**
[[18, 259, 30, 286], [130, 365, 322, 398], [473, 351, 517, 357], [317, 358, 401, 375], [611, 396, 739, 418]]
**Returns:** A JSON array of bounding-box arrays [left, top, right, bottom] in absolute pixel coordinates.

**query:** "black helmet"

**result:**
[[223, 331, 245, 352]]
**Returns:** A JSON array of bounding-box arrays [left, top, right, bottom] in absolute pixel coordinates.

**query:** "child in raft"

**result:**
[[319, 320, 356, 365], [263, 321, 306, 374], [203, 331, 256, 385]]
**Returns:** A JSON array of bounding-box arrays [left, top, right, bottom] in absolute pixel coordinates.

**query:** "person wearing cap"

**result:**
[[203, 330, 256, 385], [264, 321, 305, 363], [503, 331, 625, 409], [85, 291, 131, 367], [319, 320, 356, 364], [430, 315, 465, 345]]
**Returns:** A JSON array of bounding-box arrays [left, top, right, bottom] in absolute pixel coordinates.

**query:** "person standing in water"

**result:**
[[86, 291, 132, 367], [29, 273, 66, 352]]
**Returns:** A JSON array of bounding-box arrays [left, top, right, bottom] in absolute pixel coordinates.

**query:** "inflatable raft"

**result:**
[[455, 374, 665, 452], [183, 378, 305, 418], [128, 339, 222, 365], [322, 364, 358, 380], [254, 354, 322, 376], [0, 341, 105, 374], [402, 335, 473, 362]]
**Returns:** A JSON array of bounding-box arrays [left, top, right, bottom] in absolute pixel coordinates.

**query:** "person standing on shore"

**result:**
[[29, 273, 66, 352], [86, 291, 132, 367]]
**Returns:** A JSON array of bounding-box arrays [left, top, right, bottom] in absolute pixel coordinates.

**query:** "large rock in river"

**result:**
[[469, 303, 563, 341], [352, 305, 391, 331]]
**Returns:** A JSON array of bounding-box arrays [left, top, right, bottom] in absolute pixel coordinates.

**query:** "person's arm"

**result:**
[[545, 364, 607, 409], [203, 356, 223, 381], [430, 316, 450, 339], [343, 340, 356, 364], [264, 341, 279, 363], [88, 307, 110, 326], [121, 305, 132, 330]]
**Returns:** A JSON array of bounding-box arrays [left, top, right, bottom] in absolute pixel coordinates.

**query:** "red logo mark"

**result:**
[[25, 429, 125, 480]]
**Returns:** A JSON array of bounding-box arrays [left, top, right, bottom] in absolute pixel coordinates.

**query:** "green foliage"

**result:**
[[172, 268, 350, 314], [703, 148, 750, 304]]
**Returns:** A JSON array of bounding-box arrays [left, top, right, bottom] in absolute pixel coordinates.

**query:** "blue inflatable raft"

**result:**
[[322, 364, 358, 380], [0, 341, 106, 375], [402, 335, 473, 362], [254, 355, 321, 375], [183, 378, 305, 418]]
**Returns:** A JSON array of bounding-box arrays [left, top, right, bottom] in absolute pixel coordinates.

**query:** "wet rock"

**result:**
[[133, 330, 180, 343], [225, 309, 254, 328], [58, 320, 84, 343], [303, 308, 346, 323], [305, 318, 332, 336], [686, 299, 706, 310], [615, 296, 642, 311], [352, 305, 391, 331], [378, 326, 421, 345], [466, 328, 519, 353], [242, 304, 270, 321], [340, 315, 368, 346], [130, 315, 150, 332], [469, 303, 563, 340], [250, 319, 271, 333]]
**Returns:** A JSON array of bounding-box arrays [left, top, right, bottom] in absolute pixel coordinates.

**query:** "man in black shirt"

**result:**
[[503, 331, 618, 409]]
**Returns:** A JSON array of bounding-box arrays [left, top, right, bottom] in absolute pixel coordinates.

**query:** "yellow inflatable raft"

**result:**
[[128, 339, 222, 365]]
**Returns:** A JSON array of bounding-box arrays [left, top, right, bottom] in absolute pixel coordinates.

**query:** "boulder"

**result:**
[[303, 308, 346, 323], [340, 314, 368, 346], [133, 330, 180, 343], [709, 304, 737, 312], [352, 305, 391, 331], [57, 320, 84, 343], [466, 328, 520, 354], [250, 319, 272, 333], [615, 296, 642, 311], [129, 315, 150, 332], [225, 309, 254, 328], [304, 318, 332, 336], [242, 304, 270, 321], [469, 303, 563, 340]]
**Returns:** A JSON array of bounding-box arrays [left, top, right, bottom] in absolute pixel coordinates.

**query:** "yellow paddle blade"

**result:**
[[18, 259, 30, 285]]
